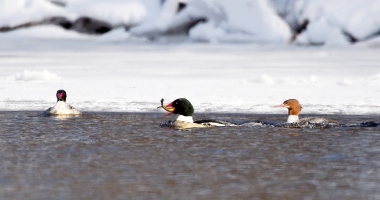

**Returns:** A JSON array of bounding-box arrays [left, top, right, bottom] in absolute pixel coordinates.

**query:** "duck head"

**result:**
[[160, 98, 194, 117], [275, 99, 302, 123], [56, 90, 67, 102]]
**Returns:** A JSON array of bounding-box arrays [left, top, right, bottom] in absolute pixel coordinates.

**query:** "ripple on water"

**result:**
[[0, 111, 379, 199]]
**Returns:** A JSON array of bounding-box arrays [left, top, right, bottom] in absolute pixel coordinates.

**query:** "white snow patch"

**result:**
[[7, 70, 62, 82], [131, 0, 292, 43], [0, 0, 65, 27], [294, 0, 380, 45], [249, 75, 318, 85], [337, 79, 353, 86], [65, 0, 147, 26], [310, 75, 317, 83], [0, 25, 90, 39], [367, 73, 380, 86], [96, 28, 131, 42], [356, 36, 380, 48], [188, 0, 291, 43], [249, 74, 275, 85]]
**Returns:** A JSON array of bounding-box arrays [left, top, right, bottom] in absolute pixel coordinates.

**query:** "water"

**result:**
[[0, 111, 380, 199]]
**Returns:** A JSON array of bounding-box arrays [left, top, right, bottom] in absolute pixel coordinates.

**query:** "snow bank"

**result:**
[[189, 0, 291, 43], [131, 0, 292, 43], [0, 25, 89, 39], [64, 0, 148, 26], [293, 0, 380, 45], [1, 0, 292, 43], [2, 0, 380, 45], [0, 0, 154, 31], [0, 0, 65, 27]]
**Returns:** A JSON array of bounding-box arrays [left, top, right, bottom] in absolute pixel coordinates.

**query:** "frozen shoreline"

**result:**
[[1, 36, 379, 115]]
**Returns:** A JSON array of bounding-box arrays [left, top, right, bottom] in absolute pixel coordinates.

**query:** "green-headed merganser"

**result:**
[[44, 89, 82, 115], [275, 99, 339, 126], [158, 98, 236, 129]]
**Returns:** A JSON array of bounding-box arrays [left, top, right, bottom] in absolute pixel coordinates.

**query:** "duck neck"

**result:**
[[176, 115, 193, 123], [287, 115, 299, 123]]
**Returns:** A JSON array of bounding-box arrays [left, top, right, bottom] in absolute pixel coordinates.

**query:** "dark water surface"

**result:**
[[0, 111, 380, 200]]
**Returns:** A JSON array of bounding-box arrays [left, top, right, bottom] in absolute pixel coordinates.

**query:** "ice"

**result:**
[[7, 69, 62, 82], [0, 1, 380, 115], [0, 33, 379, 115]]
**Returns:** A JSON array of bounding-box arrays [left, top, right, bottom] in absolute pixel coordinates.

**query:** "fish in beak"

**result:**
[[158, 98, 175, 117]]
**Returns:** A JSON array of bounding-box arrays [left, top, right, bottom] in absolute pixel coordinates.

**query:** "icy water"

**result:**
[[1, 111, 380, 200]]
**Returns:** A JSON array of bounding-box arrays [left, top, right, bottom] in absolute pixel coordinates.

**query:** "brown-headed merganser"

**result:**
[[45, 89, 82, 115], [158, 98, 235, 129], [275, 99, 339, 126]]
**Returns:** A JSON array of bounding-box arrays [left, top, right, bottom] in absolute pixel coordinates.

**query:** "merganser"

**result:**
[[158, 98, 235, 129], [275, 99, 339, 126], [44, 89, 82, 115]]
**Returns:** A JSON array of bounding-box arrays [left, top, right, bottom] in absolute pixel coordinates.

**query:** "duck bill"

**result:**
[[275, 104, 287, 108], [162, 102, 175, 117]]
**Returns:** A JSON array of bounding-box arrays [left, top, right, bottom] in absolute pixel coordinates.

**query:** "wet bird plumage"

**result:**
[[44, 89, 81, 115], [159, 98, 236, 129], [275, 99, 339, 126]]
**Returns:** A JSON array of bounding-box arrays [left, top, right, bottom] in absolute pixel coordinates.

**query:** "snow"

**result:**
[[294, 0, 380, 44], [65, 0, 147, 26], [0, 25, 90, 39], [2, 0, 380, 45], [0, 0, 291, 43], [0, 0, 152, 29], [0, 0, 380, 115], [6, 69, 62, 82], [0, 0, 65, 27], [132, 0, 292, 43], [0, 26, 380, 115]]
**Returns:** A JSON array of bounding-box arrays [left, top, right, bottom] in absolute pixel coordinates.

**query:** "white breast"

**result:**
[[46, 101, 82, 115], [176, 115, 194, 123], [287, 115, 299, 123]]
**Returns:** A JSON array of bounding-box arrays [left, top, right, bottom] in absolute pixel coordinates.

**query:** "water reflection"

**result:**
[[38, 111, 82, 121], [0, 111, 379, 199], [47, 114, 82, 120]]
